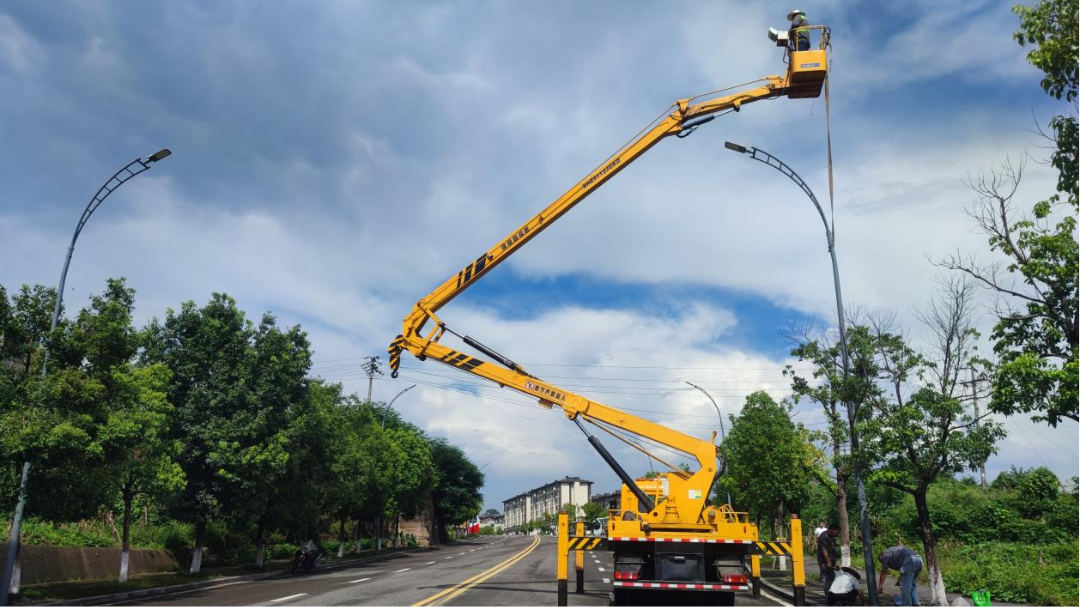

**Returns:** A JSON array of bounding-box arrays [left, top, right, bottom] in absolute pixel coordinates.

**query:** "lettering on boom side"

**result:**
[[500, 227, 530, 252], [525, 381, 566, 401], [580, 158, 621, 191]]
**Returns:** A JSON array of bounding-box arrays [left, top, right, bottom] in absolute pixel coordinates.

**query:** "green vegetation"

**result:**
[[0, 280, 484, 587]]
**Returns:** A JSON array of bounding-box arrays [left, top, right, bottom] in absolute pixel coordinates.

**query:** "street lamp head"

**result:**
[[724, 141, 748, 154], [146, 148, 172, 163]]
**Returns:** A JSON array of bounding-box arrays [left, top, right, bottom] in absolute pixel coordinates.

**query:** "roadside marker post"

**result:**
[[575, 520, 584, 594], [751, 554, 761, 598], [557, 512, 568, 606], [791, 515, 805, 606]]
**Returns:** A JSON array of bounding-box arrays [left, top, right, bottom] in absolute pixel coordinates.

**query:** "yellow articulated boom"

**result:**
[[389, 19, 829, 606]]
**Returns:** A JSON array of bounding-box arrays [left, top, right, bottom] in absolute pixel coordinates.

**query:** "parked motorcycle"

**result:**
[[291, 541, 324, 574]]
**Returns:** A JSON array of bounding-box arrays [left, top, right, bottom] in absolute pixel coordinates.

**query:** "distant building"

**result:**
[[590, 490, 621, 512], [503, 476, 593, 530], [479, 512, 504, 528]]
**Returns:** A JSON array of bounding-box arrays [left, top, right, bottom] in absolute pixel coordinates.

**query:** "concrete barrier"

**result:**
[[0, 544, 180, 584]]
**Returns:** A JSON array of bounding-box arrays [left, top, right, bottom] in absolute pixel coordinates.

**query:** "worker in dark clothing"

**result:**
[[878, 545, 923, 605], [816, 523, 840, 593], [788, 9, 811, 51]]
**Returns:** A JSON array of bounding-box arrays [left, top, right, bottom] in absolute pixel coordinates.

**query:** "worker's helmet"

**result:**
[[787, 9, 806, 21]]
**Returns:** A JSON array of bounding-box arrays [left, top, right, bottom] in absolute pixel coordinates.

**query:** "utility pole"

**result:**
[[363, 356, 382, 403], [970, 367, 987, 491], [362, 355, 384, 552]]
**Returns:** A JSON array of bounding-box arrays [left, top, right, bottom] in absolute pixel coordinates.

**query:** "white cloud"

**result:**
[[1, 0, 1073, 507]]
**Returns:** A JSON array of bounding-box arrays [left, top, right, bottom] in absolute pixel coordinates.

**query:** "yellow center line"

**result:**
[[412, 536, 541, 607]]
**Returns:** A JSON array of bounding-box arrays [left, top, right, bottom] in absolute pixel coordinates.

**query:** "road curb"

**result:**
[[30, 547, 428, 606]]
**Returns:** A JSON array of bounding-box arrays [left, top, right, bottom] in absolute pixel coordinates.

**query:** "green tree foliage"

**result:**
[[581, 501, 607, 526], [716, 391, 817, 537], [141, 294, 313, 572], [428, 439, 483, 543], [3, 278, 486, 582], [943, 0, 1078, 426], [786, 326, 878, 562]]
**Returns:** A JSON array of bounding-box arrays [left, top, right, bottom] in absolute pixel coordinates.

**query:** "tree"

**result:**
[[716, 391, 817, 543], [75, 280, 188, 583], [142, 293, 255, 573], [581, 501, 606, 526], [939, 0, 1078, 426], [428, 439, 483, 543], [786, 324, 879, 567], [96, 364, 184, 582], [386, 427, 436, 547], [858, 282, 1005, 605], [220, 314, 312, 565]]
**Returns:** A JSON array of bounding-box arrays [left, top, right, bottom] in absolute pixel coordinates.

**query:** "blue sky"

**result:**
[[1, 1, 1076, 512]]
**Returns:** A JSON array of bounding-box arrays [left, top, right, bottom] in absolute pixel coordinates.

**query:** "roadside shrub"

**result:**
[[939, 541, 1079, 606], [153, 520, 194, 551]]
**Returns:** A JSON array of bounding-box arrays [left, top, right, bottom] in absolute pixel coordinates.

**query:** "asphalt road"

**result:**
[[114, 536, 792, 606]]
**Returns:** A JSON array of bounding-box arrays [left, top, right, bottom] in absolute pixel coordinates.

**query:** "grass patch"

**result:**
[[938, 540, 1078, 606]]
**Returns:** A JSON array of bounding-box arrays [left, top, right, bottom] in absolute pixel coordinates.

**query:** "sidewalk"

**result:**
[[761, 568, 1018, 606]]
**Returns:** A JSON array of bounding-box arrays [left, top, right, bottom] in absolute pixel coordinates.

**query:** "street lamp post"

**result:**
[[0, 149, 171, 606], [684, 381, 731, 507], [724, 141, 879, 605], [381, 384, 416, 429]]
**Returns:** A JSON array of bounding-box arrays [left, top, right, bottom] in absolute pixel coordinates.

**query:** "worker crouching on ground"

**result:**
[[788, 9, 811, 50], [816, 523, 840, 592], [877, 545, 924, 606], [826, 566, 866, 606]]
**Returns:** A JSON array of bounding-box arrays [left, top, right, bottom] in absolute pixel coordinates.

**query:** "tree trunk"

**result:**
[[833, 434, 851, 567], [393, 515, 400, 548], [774, 504, 787, 571], [913, 489, 947, 605], [8, 544, 20, 595], [375, 515, 382, 553], [337, 516, 346, 557], [190, 518, 207, 574], [119, 489, 133, 583], [355, 517, 363, 553], [254, 521, 265, 568]]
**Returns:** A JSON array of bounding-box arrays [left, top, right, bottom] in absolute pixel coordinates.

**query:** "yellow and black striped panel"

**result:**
[[566, 537, 606, 551], [438, 350, 484, 371], [753, 541, 792, 556]]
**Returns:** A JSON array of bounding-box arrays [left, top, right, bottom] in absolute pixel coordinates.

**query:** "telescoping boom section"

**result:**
[[388, 22, 829, 604]]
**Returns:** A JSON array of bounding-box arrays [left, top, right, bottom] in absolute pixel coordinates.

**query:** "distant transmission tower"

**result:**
[[363, 356, 383, 403]]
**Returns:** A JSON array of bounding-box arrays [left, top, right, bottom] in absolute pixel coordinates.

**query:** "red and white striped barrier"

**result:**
[[612, 581, 749, 591], [609, 537, 754, 544]]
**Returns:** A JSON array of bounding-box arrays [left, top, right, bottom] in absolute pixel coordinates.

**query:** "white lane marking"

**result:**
[[395, 568, 411, 573], [445, 556, 454, 559], [270, 594, 307, 603], [603, 578, 611, 584], [426, 561, 436, 565], [598, 567, 606, 572], [761, 588, 795, 607], [469, 549, 475, 552], [458, 552, 465, 555], [347, 577, 371, 584]]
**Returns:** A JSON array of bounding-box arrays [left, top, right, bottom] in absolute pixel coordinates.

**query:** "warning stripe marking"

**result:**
[[754, 541, 792, 556], [610, 537, 753, 544], [612, 582, 748, 591], [567, 537, 604, 550]]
